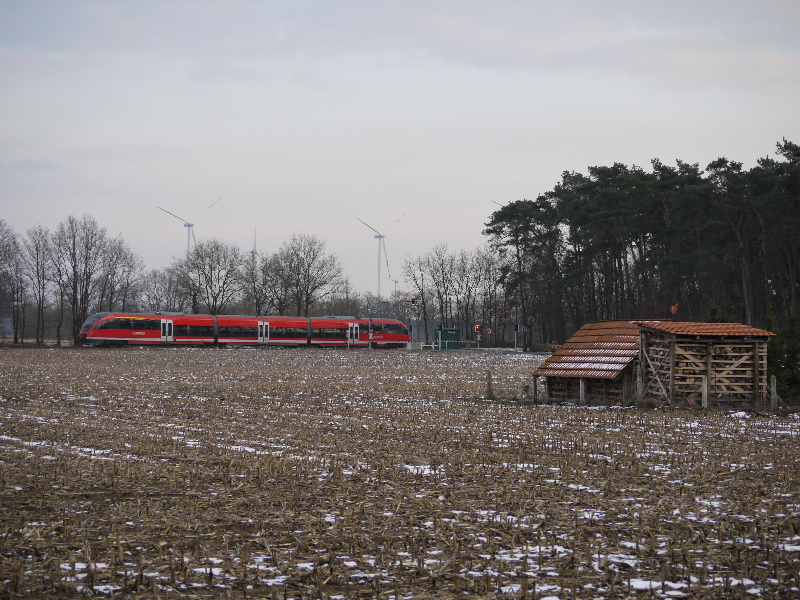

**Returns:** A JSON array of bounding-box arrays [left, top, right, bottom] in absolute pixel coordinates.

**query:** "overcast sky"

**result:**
[[2, 1, 799, 296]]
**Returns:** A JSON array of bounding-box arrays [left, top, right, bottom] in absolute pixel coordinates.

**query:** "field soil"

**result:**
[[1, 346, 799, 599]]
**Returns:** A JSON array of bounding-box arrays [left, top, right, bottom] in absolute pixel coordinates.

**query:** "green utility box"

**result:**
[[434, 327, 461, 350]]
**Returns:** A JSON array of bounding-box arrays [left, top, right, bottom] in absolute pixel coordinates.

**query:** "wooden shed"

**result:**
[[637, 321, 775, 407], [533, 321, 641, 405]]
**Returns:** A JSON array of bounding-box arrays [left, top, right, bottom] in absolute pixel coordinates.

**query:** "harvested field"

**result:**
[[1, 346, 800, 599]]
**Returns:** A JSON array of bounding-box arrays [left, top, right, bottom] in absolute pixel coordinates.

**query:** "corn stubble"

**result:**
[[1, 347, 799, 599]]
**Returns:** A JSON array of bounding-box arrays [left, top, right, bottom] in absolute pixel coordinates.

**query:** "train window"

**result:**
[[271, 327, 307, 339], [97, 318, 118, 330], [174, 324, 214, 336], [372, 323, 408, 335], [219, 326, 257, 338], [312, 328, 346, 339], [81, 313, 110, 331]]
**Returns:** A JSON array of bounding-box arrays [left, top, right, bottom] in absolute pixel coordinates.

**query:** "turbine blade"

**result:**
[[156, 206, 190, 223], [356, 217, 383, 236], [191, 226, 197, 246], [382, 237, 391, 280]]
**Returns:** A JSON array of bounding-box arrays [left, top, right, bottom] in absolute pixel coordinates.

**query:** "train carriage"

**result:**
[[258, 317, 313, 347], [77, 312, 410, 348]]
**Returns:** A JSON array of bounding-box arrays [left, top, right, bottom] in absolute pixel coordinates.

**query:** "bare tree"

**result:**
[[279, 234, 344, 317], [22, 225, 51, 344], [0, 220, 17, 327], [241, 251, 274, 315], [139, 268, 189, 313], [172, 239, 243, 315], [0, 222, 27, 342], [95, 237, 144, 312], [403, 244, 513, 346], [316, 278, 364, 317], [451, 248, 481, 338], [51, 215, 108, 340], [402, 254, 432, 342]]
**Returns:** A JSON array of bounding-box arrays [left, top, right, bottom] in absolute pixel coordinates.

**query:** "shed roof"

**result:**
[[636, 321, 775, 338], [533, 321, 643, 380]]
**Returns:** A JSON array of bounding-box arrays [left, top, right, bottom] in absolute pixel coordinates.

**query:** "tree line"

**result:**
[[1, 139, 798, 364], [0, 217, 357, 344], [0, 216, 531, 347], [484, 139, 800, 343]]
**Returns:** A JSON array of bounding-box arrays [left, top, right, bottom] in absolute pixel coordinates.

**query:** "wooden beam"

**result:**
[[669, 339, 676, 406], [753, 342, 760, 405]]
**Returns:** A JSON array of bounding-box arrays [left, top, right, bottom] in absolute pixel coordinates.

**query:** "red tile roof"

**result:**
[[534, 320, 775, 381], [533, 321, 642, 380], [636, 321, 775, 337]]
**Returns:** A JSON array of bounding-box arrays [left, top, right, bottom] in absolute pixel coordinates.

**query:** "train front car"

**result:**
[[78, 313, 218, 346], [78, 313, 164, 346], [76, 312, 111, 345], [366, 319, 411, 348]]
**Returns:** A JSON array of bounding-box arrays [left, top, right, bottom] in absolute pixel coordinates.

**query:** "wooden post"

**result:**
[[701, 375, 709, 408], [771, 375, 778, 412], [668, 339, 676, 406], [579, 378, 587, 406], [533, 377, 539, 404], [753, 342, 760, 405], [636, 361, 644, 399], [706, 343, 713, 401], [622, 374, 628, 405], [638, 334, 646, 399]]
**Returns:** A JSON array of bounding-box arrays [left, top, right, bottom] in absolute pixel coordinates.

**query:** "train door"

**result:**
[[258, 321, 269, 345], [347, 322, 359, 347], [160, 319, 174, 343]]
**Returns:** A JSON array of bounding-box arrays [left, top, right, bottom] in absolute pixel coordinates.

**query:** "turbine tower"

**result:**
[[356, 218, 390, 301]]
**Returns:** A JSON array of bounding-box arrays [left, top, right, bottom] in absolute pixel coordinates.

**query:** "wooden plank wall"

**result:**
[[642, 332, 769, 405], [546, 377, 627, 405]]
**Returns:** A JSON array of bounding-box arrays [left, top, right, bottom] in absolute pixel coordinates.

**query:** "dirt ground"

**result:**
[[1, 346, 799, 599]]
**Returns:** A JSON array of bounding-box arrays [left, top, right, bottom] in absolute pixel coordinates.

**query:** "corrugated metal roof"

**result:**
[[636, 321, 775, 337], [533, 321, 642, 380]]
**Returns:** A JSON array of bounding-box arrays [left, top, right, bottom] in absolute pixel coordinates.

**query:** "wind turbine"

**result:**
[[156, 198, 221, 256], [386, 277, 399, 297], [157, 206, 196, 255], [356, 218, 392, 301]]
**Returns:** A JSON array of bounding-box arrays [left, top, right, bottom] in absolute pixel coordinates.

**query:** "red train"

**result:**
[[77, 312, 411, 348]]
